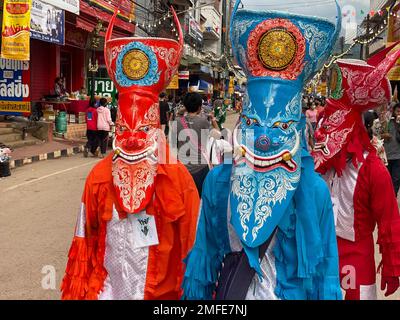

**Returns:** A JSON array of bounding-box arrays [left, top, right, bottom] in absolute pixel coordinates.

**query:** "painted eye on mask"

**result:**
[[322, 124, 330, 131], [273, 121, 294, 130], [140, 125, 151, 133], [242, 115, 260, 127], [117, 125, 128, 134]]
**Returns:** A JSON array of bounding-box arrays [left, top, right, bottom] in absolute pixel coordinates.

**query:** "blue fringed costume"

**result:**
[[182, 1, 343, 300]]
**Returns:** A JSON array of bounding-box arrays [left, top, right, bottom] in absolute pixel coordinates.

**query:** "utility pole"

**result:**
[[221, 0, 227, 57], [365, 14, 370, 59]]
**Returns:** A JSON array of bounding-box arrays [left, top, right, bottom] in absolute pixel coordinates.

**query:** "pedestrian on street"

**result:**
[[383, 103, 400, 196], [306, 102, 318, 130], [96, 97, 114, 158], [84, 98, 99, 157], [159, 92, 170, 135], [173, 92, 219, 196]]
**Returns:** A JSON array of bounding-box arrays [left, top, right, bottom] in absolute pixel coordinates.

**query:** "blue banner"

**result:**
[[30, 0, 65, 45]]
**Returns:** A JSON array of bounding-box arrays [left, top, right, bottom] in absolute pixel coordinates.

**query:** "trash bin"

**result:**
[[56, 111, 68, 133], [0, 160, 11, 177]]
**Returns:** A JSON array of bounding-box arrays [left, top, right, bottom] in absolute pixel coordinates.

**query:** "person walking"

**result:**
[[159, 92, 170, 135], [173, 92, 219, 195], [383, 103, 400, 196], [96, 97, 114, 158], [306, 102, 318, 130], [84, 98, 99, 157]]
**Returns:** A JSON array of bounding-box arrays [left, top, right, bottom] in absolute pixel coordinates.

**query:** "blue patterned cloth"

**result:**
[[182, 117, 342, 300]]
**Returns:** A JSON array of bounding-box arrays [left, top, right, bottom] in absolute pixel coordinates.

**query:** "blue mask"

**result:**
[[229, 1, 341, 248]]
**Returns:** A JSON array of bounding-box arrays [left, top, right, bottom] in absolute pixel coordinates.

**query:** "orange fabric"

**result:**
[[61, 150, 200, 300]]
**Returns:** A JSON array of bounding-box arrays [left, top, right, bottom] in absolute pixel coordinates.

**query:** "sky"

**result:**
[[239, 0, 370, 24], [239, 0, 371, 35]]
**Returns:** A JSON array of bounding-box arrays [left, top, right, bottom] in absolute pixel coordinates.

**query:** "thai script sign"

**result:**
[[0, 58, 31, 115], [30, 0, 65, 45], [88, 77, 117, 102], [1, 0, 32, 61]]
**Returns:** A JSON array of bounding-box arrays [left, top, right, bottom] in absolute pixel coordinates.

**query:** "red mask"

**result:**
[[313, 47, 400, 175], [104, 8, 183, 214]]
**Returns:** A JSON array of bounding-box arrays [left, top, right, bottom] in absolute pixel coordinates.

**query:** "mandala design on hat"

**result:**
[[247, 19, 305, 80], [258, 28, 297, 71], [116, 42, 160, 87], [122, 49, 150, 80]]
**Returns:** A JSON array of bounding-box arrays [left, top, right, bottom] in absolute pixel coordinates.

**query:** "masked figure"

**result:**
[[61, 9, 200, 300], [312, 48, 400, 300], [182, 1, 342, 300]]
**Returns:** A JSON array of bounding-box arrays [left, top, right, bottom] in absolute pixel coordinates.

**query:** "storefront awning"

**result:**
[[76, 16, 95, 32], [186, 55, 202, 65], [80, 1, 135, 34]]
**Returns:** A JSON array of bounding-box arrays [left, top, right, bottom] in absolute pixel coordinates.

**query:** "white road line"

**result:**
[[2, 160, 98, 193]]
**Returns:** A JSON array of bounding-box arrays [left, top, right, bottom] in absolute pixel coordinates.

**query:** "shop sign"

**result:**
[[88, 77, 117, 99], [1, 0, 32, 61], [178, 70, 189, 80], [186, 14, 203, 43], [0, 58, 31, 115], [30, 0, 65, 45], [167, 74, 179, 90], [40, 0, 79, 14]]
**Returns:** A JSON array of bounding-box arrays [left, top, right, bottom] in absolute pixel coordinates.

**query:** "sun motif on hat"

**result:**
[[247, 19, 305, 80], [116, 41, 160, 87], [122, 49, 150, 80]]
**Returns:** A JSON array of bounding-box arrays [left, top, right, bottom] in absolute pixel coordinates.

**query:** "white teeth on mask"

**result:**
[[287, 161, 295, 169]]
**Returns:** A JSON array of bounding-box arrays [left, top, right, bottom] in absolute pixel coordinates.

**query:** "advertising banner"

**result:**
[[30, 0, 64, 45], [0, 58, 31, 115], [1, 0, 32, 61], [40, 0, 79, 14], [167, 74, 179, 90]]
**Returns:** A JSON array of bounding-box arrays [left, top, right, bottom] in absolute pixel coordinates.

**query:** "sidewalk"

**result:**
[[9, 138, 86, 169]]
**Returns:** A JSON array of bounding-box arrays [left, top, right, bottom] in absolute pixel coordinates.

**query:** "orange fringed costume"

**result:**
[[61, 151, 200, 300], [61, 7, 200, 300]]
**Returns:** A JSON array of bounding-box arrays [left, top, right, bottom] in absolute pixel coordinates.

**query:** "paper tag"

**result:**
[[129, 212, 159, 249]]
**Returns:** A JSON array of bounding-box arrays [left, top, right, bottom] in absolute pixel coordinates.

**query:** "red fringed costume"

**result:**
[[312, 49, 400, 300], [61, 8, 200, 300]]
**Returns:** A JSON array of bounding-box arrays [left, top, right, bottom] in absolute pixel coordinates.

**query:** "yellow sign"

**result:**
[[228, 76, 235, 95], [387, 43, 400, 81], [0, 101, 31, 113], [167, 74, 179, 90], [1, 0, 32, 61]]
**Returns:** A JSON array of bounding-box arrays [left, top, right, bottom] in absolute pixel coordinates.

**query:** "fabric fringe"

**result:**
[[61, 237, 91, 300], [181, 248, 222, 300]]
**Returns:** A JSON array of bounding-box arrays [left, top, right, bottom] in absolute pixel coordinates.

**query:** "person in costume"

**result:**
[[312, 48, 400, 300], [182, 1, 342, 300], [61, 8, 200, 300]]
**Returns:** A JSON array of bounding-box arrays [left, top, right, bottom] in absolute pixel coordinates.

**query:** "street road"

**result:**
[[0, 112, 399, 300], [0, 155, 100, 299]]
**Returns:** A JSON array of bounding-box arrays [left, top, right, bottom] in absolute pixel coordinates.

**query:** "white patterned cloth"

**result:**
[[98, 206, 150, 300]]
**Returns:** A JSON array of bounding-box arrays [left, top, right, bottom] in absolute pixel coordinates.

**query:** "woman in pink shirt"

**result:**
[[96, 97, 114, 158], [306, 103, 318, 130]]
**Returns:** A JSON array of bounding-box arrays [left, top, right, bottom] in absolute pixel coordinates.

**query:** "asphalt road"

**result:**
[[0, 155, 100, 299], [0, 112, 398, 300]]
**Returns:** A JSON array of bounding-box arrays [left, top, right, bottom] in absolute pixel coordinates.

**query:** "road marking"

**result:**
[[2, 160, 98, 193]]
